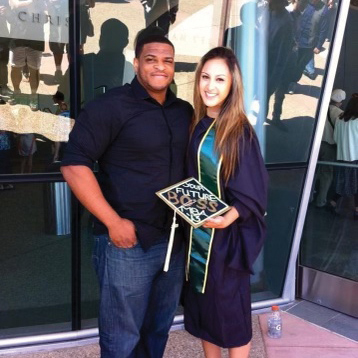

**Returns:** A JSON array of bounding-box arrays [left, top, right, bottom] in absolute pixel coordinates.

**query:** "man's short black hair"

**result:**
[[134, 27, 174, 58]]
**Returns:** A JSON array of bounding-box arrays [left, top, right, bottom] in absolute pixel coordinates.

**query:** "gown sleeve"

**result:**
[[224, 130, 269, 272]]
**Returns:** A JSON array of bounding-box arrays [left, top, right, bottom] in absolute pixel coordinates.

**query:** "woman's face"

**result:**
[[199, 58, 232, 116]]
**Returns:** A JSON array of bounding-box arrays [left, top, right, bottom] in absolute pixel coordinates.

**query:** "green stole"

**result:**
[[186, 120, 223, 294]]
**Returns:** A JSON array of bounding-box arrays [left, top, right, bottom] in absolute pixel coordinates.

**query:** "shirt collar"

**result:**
[[131, 76, 178, 106]]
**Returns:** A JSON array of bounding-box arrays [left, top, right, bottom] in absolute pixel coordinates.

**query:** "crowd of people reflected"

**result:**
[[312, 91, 358, 220], [264, 0, 335, 125], [0, 0, 353, 182], [0, 0, 187, 176], [303, 89, 358, 282]]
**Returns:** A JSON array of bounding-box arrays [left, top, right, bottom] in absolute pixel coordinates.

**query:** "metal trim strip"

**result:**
[[281, 0, 351, 302], [299, 266, 358, 317]]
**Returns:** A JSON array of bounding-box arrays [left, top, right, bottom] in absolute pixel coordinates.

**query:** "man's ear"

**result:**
[[133, 58, 139, 74]]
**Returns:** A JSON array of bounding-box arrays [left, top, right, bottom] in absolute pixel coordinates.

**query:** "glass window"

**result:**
[[251, 168, 306, 301], [79, 0, 228, 105], [300, 161, 358, 282], [226, 0, 340, 164], [300, 4, 358, 283], [81, 209, 99, 329], [0, 0, 71, 175], [0, 182, 71, 338]]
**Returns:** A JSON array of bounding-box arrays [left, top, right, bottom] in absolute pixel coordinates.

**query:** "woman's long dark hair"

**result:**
[[192, 47, 252, 183], [339, 94, 358, 121]]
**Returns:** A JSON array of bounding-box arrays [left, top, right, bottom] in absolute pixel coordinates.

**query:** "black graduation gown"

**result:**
[[183, 117, 268, 348]]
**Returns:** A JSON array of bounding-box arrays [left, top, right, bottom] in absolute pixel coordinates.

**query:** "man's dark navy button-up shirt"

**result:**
[[61, 77, 193, 250]]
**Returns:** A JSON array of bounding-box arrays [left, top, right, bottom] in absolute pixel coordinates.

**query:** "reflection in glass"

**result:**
[[0, 0, 71, 175], [81, 209, 99, 329], [140, 0, 179, 36], [302, 163, 358, 281], [0, 182, 71, 338], [78, 0, 228, 324], [301, 92, 358, 282], [81, 0, 226, 104], [226, 0, 338, 164], [312, 89, 345, 208], [251, 169, 306, 301]]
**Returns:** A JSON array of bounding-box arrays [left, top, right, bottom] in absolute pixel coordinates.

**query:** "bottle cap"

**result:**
[[272, 305, 280, 311]]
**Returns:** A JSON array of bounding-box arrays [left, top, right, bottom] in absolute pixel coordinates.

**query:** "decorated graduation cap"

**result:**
[[156, 177, 230, 272]]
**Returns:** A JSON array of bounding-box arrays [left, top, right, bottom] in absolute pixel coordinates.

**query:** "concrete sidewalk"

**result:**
[[260, 311, 357, 358], [2, 308, 357, 358]]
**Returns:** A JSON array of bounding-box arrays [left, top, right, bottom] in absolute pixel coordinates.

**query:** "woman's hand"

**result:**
[[202, 215, 228, 229], [202, 207, 239, 229]]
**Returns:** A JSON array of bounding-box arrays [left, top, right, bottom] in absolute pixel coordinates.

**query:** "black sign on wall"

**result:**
[[156, 177, 230, 228]]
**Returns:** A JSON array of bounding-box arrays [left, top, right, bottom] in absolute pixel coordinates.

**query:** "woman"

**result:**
[[184, 47, 268, 358], [329, 94, 358, 219]]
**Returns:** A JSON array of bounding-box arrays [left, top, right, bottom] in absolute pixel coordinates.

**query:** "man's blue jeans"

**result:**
[[93, 235, 185, 358]]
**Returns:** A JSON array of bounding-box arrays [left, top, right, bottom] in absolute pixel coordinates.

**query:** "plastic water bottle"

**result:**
[[267, 305, 282, 338]]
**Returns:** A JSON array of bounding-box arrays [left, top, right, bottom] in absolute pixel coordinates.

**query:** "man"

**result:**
[[61, 32, 192, 358]]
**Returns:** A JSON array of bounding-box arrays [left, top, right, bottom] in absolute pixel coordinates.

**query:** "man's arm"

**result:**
[[61, 165, 136, 248]]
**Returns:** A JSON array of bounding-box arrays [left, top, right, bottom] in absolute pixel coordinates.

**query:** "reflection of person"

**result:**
[[0, 0, 12, 97], [80, 0, 95, 53], [18, 133, 37, 173], [47, 0, 69, 83], [271, 0, 308, 121], [329, 94, 358, 219], [8, 0, 47, 110], [288, 0, 329, 93], [61, 32, 193, 357], [0, 130, 14, 189], [184, 47, 268, 358], [303, 0, 333, 79], [265, 0, 294, 122], [141, 0, 178, 35], [52, 91, 69, 162], [314, 89, 345, 207], [82, 18, 134, 103]]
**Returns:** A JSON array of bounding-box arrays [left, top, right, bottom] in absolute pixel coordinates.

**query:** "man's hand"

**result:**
[[61, 165, 137, 249], [313, 47, 321, 54], [108, 217, 137, 248]]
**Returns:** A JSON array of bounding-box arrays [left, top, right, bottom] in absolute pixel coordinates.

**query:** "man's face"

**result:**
[[134, 42, 175, 98]]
